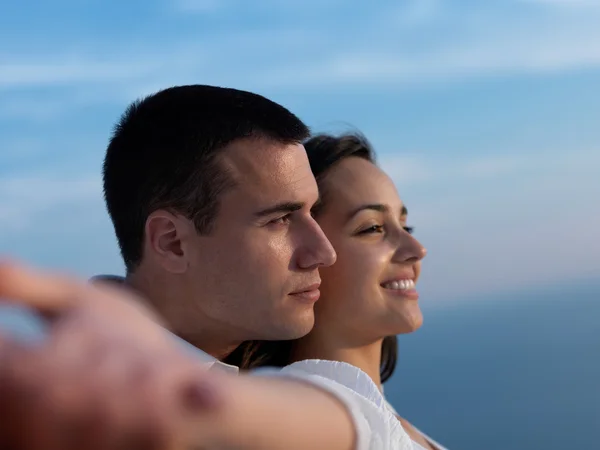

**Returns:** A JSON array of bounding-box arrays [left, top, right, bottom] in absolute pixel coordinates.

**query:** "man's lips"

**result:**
[[289, 283, 321, 303]]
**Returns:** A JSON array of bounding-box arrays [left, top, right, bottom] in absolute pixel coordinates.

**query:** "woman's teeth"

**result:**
[[382, 279, 415, 290]]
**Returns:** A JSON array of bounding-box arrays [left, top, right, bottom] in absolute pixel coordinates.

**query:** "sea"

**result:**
[[385, 279, 600, 449], [1, 280, 598, 449]]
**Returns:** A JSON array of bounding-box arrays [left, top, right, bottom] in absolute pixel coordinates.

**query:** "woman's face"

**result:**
[[313, 157, 427, 345]]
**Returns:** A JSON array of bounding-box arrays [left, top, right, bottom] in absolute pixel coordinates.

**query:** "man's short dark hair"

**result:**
[[103, 85, 310, 272]]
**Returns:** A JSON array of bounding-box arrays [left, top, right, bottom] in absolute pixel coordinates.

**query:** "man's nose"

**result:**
[[297, 219, 337, 270]]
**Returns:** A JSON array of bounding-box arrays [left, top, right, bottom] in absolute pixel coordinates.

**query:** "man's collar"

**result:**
[[175, 334, 239, 374]]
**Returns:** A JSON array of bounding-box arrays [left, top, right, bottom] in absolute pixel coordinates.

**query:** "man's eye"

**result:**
[[403, 226, 414, 235], [270, 214, 292, 225]]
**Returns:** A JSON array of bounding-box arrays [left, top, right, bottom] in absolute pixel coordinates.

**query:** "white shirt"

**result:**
[[264, 359, 433, 450], [257, 359, 414, 450], [177, 337, 414, 450], [177, 335, 448, 450]]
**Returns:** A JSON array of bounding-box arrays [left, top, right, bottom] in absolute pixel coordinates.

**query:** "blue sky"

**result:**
[[1, 0, 599, 305]]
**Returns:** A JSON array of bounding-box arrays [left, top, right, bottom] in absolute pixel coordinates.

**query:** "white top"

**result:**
[[174, 335, 443, 450], [266, 359, 447, 450], [175, 335, 414, 448], [257, 359, 414, 450], [181, 342, 415, 450], [384, 398, 449, 450], [187, 343, 450, 450]]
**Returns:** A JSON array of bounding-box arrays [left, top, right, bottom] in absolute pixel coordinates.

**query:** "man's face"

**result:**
[[179, 139, 336, 342]]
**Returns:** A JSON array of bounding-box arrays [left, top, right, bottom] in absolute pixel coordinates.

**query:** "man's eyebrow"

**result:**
[[254, 202, 305, 217], [401, 205, 408, 216], [347, 203, 389, 220]]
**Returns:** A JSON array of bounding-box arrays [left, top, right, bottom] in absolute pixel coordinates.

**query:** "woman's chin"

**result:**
[[392, 308, 424, 334]]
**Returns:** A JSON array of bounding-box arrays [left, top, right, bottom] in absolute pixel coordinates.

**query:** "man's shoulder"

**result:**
[[89, 274, 126, 285]]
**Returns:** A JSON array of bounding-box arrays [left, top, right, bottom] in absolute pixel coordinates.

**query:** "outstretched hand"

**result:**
[[0, 260, 227, 450]]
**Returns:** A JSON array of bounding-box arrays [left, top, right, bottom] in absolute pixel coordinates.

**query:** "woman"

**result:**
[[229, 132, 448, 450]]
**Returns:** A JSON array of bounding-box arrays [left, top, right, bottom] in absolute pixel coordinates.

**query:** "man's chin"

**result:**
[[264, 315, 315, 341]]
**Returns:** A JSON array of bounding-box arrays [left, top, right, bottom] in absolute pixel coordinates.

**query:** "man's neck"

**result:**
[[291, 332, 384, 388], [125, 270, 242, 362]]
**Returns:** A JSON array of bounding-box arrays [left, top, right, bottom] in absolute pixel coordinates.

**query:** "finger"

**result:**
[[58, 343, 183, 450], [0, 260, 83, 313], [27, 332, 144, 450], [0, 338, 63, 450], [107, 349, 225, 449], [2, 333, 158, 450]]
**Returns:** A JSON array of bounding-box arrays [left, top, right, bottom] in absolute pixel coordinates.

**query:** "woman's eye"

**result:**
[[359, 224, 384, 234], [403, 226, 414, 235]]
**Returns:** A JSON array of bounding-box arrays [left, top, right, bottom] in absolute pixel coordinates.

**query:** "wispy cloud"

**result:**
[[381, 148, 600, 189], [0, 173, 102, 232], [2, 1, 600, 96], [260, 28, 600, 88], [456, 156, 524, 179], [170, 0, 600, 88], [0, 59, 157, 90], [0, 94, 100, 121]]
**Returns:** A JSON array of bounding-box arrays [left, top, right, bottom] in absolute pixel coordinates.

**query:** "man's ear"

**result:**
[[144, 210, 192, 274]]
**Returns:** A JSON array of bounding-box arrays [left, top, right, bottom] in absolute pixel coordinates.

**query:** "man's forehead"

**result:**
[[220, 139, 314, 190]]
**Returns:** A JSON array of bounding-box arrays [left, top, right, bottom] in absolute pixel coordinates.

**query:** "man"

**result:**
[[100, 85, 335, 360], [0, 85, 411, 449]]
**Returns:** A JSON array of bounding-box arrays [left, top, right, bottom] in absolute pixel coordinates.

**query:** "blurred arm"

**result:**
[[0, 261, 365, 450]]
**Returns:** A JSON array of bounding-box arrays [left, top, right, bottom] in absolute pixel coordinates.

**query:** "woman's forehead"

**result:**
[[325, 158, 402, 209]]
